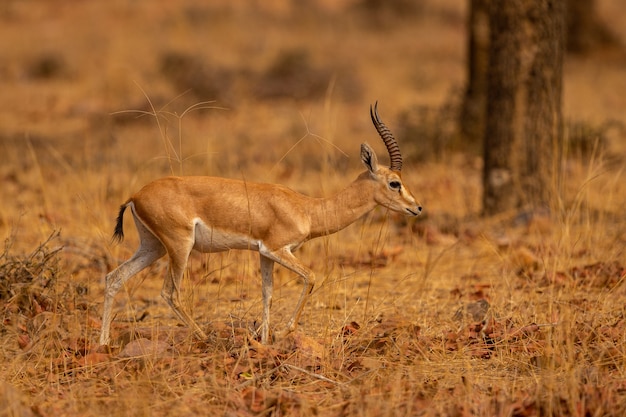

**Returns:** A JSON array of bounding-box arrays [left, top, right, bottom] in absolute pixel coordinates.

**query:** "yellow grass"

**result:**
[[1, 1, 625, 416]]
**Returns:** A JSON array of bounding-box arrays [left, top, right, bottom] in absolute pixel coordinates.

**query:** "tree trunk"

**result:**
[[462, 0, 614, 161], [519, 0, 564, 210], [482, 0, 524, 216], [482, 0, 564, 216], [458, 0, 490, 147]]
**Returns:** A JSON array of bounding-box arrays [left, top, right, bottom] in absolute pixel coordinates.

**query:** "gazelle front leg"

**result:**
[[259, 245, 316, 340], [286, 265, 315, 334], [259, 254, 274, 344]]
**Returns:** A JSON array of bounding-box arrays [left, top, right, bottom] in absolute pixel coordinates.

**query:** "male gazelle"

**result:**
[[100, 103, 421, 346]]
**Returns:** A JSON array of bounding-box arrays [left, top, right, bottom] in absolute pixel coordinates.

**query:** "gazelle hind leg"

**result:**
[[160, 241, 208, 340], [100, 228, 166, 345]]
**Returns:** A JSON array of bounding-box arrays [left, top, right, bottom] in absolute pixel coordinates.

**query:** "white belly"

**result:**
[[192, 218, 260, 253]]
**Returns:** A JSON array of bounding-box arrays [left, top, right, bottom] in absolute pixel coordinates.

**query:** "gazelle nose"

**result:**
[[417, 206, 422, 213]]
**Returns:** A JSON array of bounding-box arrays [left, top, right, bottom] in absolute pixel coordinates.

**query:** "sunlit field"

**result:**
[[1, 1, 625, 415]]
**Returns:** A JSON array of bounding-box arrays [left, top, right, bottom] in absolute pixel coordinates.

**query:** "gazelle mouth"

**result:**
[[406, 208, 421, 216]]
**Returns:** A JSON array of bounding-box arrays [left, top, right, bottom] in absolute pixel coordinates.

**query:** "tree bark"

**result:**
[[482, 0, 524, 216], [458, 0, 490, 147], [482, 0, 564, 216], [519, 0, 564, 210], [462, 0, 615, 160]]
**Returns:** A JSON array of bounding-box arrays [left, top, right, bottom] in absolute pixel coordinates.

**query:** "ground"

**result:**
[[1, 0, 625, 415]]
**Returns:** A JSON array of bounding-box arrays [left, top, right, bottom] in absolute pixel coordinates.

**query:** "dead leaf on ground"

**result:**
[[17, 333, 30, 350], [248, 338, 282, 360], [341, 321, 361, 337], [283, 332, 325, 360], [569, 261, 625, 287]]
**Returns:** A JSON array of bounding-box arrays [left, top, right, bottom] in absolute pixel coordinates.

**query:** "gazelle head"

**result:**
[[361, 102, 422, 216]]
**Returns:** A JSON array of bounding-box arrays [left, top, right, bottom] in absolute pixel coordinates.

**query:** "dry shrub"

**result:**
[[160, 50, 235, 102], [397, 90, 462, 161], [253, 48, 362, 102], [0, 231, 63, 321], [253, 48, 331, 101], [24, 52, 68, 80], [352, 0, 425, 28], [565, 118, 624, 161]]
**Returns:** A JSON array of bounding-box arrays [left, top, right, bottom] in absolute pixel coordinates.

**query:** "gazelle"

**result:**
[[100, 103, 421, 346]]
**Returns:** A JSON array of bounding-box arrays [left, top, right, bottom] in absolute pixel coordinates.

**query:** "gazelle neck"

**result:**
[[307, 172, 378, 239]]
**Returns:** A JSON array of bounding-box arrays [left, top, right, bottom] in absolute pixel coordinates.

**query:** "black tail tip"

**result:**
[[111, 204, 127, 244], [111, 227, 124, 244]]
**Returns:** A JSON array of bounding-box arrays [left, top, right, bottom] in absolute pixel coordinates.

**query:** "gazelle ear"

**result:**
[[360, 143, 378, 174]]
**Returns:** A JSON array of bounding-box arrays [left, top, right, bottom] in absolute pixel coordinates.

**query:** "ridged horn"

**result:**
[[370, 101, 402, 172]]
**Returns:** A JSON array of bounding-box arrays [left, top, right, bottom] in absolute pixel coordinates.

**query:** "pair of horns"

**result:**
[[370, 102, 403, 172]]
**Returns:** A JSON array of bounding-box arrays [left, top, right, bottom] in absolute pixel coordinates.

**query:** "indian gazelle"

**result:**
[[100, 103, 421, 345]]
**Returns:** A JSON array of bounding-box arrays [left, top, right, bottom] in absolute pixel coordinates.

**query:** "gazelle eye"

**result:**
[[389, 181, 401, 190]]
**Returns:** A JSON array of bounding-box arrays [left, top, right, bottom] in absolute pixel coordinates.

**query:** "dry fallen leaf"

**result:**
[[285, 332, 325, 360], [17, 334, 30, 350], [341, 321, 360, 337], [248, 338, 281, 360]]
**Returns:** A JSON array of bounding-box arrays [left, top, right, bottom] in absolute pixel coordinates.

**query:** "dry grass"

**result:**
[[1, 0, 626, 416]]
